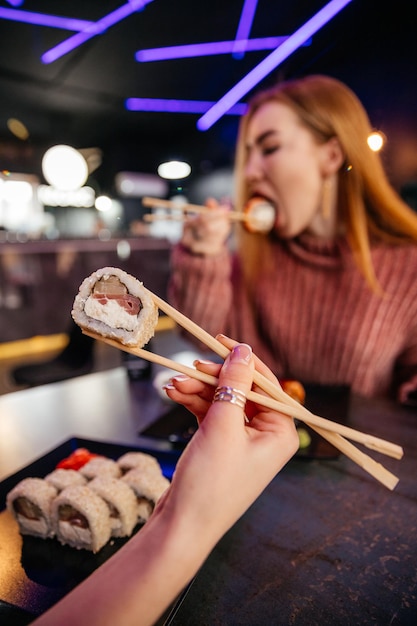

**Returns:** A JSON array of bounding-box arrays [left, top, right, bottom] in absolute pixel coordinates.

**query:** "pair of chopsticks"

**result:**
[[84, 287, 403, 491], [141, 196, 245, 224]]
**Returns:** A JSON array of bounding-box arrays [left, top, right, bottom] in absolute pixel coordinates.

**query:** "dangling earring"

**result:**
[[321, 178, 332, 220]]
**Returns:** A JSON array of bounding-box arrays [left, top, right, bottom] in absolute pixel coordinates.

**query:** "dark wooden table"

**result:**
[[0, 352, 416, 625]]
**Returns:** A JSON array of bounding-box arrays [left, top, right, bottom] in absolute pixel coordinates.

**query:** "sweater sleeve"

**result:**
[[168, 244, 233, 349]]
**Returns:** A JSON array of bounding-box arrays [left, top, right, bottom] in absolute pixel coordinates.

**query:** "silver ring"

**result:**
[[212, 385, 246, 410]]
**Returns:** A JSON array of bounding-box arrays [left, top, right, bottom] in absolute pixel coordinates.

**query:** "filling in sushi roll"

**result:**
[[85, 275, 142, 332], [72, 267, 159, 347]]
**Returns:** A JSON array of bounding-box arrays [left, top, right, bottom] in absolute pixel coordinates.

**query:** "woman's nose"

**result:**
[[244, 152, 263, 182]]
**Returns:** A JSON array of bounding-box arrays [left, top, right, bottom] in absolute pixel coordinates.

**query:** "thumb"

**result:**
[[210, 344, 254, 418]]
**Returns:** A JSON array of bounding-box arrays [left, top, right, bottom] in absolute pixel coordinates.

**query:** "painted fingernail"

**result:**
[[229, 343, 252, 365], [162, 383, 175, 390], [171, 374, 190, 382], [193, 359, 214, 366]]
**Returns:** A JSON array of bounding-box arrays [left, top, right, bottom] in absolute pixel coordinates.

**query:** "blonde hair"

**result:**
[[234, 74, 417, 292]]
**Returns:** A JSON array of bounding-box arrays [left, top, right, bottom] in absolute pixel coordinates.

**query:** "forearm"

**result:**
[[33, 503, 213, 626]]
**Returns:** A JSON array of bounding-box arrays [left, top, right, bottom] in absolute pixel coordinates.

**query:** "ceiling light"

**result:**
[[232, 0, 259, 58], [42, 145, 88, 191], [157, 161, 191, 180], [41, 0, 155, 64], [367, 131, 386, 152], [0, 7, 93, 30], [126, 98, 246, 115], [7, 118, 29, 140], [197, 0, 353, 131], [135, 37, 311, 62], [95, 195, 113, 212]]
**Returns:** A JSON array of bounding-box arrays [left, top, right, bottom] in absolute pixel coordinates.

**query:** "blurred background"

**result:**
[[1, 0, 417, 390]]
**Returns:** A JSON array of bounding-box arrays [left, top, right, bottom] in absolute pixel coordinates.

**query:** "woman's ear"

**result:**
[[321, 136, 345, 175]]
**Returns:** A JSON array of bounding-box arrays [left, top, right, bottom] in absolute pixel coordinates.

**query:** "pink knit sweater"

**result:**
[[169, 234, 417, 401]]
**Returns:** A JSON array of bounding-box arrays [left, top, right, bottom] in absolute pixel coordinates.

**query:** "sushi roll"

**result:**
[[51, 485, 112, 553], [243, 197, 276, 234], [79, 456, 121, 480], [72, 266, 159, 347], [89, 477, 138, 538], [44, 468, 87, 491], [6, 477, 57, 539], [122, 469, 170, 523], [117, 451, 163, 477]]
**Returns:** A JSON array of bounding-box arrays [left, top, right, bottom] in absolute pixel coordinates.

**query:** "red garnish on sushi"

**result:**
[[56, 448, 99, 470]]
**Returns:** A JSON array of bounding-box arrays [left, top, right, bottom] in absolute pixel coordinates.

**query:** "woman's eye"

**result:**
[[262, 145, 279, 156]]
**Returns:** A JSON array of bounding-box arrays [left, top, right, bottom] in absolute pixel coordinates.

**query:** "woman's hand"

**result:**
[[33, 337, 299, 626], [181, 198, 232, 256], [161, 335, 299, 543]]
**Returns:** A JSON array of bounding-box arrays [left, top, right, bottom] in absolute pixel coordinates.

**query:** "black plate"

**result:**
[[0, 437, 180, 625]]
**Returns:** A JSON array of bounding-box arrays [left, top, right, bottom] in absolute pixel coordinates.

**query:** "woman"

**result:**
[[33, 338, 298, 626], [169, 75, 417, 403]]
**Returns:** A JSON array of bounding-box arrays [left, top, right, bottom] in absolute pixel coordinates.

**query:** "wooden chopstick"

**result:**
[[83, 330, 401, 457], [83, 325, 401, 491], [145, 291, 402, 490], [141, 196, 245, 222]]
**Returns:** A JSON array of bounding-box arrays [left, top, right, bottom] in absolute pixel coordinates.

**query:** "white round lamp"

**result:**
[[42, 144, 88, 191]]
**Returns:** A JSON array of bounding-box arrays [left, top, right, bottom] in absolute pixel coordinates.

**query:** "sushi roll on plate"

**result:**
[[79, 456, 121, 480], [44, 468, 87, 491], [117, 451, 163, 477], [6, 477, 57, 539], [51, 485, 112, 553], [122, 469, 170, 523], [89, 476, 138, 538]]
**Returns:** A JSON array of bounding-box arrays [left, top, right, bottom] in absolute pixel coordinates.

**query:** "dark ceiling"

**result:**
[[0, 0, 416, 194]]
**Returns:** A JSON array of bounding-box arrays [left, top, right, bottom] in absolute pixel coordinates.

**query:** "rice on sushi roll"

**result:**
[[44, 468, 87, 491], [117, 451, 163, 477], [79, 456, 121, 480], [6, 477, 57, 539], [51, 485, 111, 553], [72, 266, 159, 347], [122, 469, 170, 523], [89, 477, 138, 538]]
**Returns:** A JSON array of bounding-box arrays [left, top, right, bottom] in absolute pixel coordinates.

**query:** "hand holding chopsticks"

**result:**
[[83, 285, 403, 491], [141, 196, 276, 234]]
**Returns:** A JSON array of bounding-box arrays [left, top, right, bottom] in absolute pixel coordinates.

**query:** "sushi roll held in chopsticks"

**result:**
[[72, 267, 158, 347], [243, 197, 276, 234], [6, 477, 58, 539]]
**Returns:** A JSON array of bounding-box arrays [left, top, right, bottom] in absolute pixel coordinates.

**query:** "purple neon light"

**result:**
[[6, 1, 25, 6], [0, 7, 93, 30], [197, 0, 353, 131], [41, 0, 153, 64], [233, 0, 259, 59], [135, 36, 312, 62], [125, 98, 247, 115]]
